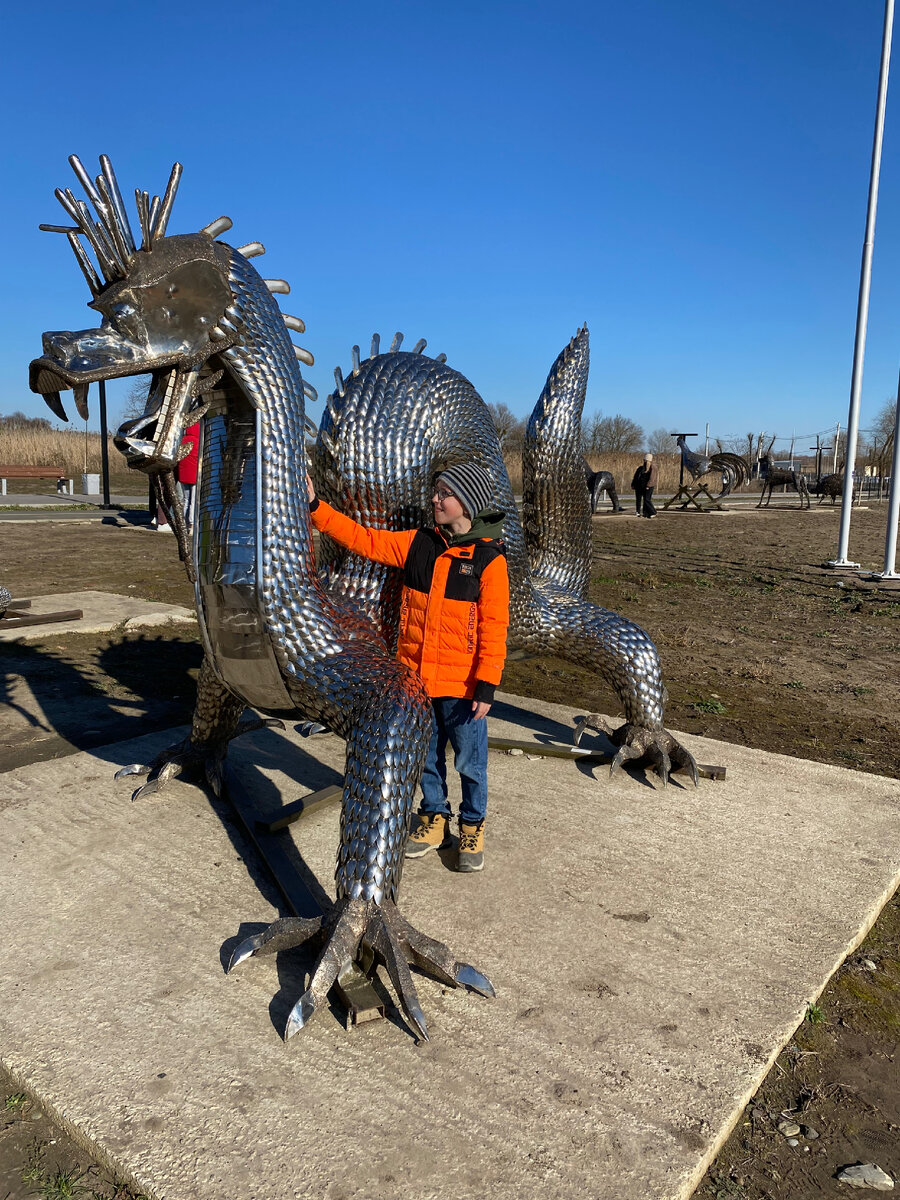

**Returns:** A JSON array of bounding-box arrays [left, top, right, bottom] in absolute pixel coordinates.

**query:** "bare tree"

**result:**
[[646, 427, 675, 455], [0, 411, 52, 431], [118, 375, 153, 422], [860, 396, 896, 474], [581, 412, 644, 454], [488, 402, 526, 453]]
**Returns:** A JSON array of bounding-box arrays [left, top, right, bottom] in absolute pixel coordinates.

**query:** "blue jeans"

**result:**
[[419, 697, 488, 825]]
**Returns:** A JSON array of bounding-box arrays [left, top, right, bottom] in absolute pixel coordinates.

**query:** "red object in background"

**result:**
[[177, 423, 200, 485]]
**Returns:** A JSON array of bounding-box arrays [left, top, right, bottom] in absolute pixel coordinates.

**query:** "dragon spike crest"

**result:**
[[40, 156, 184, 294]]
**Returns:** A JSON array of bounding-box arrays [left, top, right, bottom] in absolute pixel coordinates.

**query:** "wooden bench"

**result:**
[[0, 465, 70, 496]]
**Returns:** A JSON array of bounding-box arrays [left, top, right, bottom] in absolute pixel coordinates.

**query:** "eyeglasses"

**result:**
[[433, 487, 456, 502]]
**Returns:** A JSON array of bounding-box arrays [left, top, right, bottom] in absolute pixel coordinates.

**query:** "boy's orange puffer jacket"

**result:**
[[311, 500, 509, 702]]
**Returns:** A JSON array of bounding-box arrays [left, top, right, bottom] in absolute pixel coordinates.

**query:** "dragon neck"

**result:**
[[219, 250, 315, 598]]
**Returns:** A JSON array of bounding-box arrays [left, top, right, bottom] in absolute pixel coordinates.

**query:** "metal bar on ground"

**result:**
[[488, 736, 726, 779], [259, 784, 343, 833], [1, 608, 83, 628]]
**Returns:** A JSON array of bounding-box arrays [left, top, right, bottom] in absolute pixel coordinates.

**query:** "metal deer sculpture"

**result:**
[[675, 435, 750, 498], [30, 155, 697, 1041], [756, 441, 810, 509]]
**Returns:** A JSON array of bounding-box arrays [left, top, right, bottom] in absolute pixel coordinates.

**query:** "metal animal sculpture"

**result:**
[[30, 156, 697, 1041], [675, 435, 750, 498], [814, 472, 847, 505], [756, 452, 811, 509], [583, 462, 621, 513]]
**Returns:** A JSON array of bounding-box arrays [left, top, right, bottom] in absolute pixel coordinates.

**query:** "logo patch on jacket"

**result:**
[[459, 563, 473, 575]]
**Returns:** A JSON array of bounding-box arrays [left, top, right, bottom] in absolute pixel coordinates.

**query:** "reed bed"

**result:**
[[4, 427, 746, 498], [0, 425, 113, 475], [505, 451, 686, 494]]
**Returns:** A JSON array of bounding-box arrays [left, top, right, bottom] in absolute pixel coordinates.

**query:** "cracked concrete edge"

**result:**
[[678, 864, 900, 1199]]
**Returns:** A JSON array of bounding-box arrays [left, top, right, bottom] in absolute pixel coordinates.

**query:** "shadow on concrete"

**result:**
[[0, 632, 202, 771]]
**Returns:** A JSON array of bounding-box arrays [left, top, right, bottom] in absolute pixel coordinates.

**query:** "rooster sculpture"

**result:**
[[675, 435, 750, 498]]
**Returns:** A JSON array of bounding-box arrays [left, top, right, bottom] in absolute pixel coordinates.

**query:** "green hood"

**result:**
[[445, 507, 506, 546]]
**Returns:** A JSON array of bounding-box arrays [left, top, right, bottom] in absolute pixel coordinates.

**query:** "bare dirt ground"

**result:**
[[0, 501, 898, 1198]]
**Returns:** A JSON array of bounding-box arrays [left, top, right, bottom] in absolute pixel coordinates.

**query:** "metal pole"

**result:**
[[97, 379, 112, 509], [704, 422, 709, 455], [831, 0, 894, 568], [833, 423, 840, 474]]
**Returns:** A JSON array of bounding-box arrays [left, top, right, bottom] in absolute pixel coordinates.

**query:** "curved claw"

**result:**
[[285, 990, 319, 1039], [131, 758, 183, 801], [371, 910, 429, 1041], [573, 713, 612, 747], [672, 745, 700, 786], [114, 762, 149, 780], [607, 723, 699, 787], [609, 742, 640, 776], [455, 963, 496, 998], [228, 916, 323, 972]]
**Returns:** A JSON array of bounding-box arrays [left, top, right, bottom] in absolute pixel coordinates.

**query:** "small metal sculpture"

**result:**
[[30, 156, 697, 1040], [583, 462, 621, 513], [675, 435, 750, 499], [815, 473, 846, 505], [756, 450, 811, 509]]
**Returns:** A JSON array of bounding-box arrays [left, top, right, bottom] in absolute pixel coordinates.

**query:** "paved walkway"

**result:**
[[0, 696, 897, 1200], [0, 491, 150, 522]]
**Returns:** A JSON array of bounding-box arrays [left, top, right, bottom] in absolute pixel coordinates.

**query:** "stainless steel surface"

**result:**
[[153, 162, 183, 240], [30, 154, 694, 1038]]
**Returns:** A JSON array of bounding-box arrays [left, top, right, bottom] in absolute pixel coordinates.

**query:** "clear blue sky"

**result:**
[[2, 0, 898, 454]]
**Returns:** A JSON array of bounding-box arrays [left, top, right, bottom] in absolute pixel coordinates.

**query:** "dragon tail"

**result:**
[[521, 326, 592, 597]]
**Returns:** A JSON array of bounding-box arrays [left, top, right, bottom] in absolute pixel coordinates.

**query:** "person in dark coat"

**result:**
[[631, 453, 659, 518]]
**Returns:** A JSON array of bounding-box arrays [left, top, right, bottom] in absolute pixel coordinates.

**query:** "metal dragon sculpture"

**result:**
[[675, 434, 750, 498], [29, 156, 697, 1041]]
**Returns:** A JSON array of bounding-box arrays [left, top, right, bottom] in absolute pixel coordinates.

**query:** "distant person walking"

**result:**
[[631, 453, 658, 518]]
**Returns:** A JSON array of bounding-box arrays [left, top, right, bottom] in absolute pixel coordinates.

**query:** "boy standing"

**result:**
[[307, 464, 509, 872]]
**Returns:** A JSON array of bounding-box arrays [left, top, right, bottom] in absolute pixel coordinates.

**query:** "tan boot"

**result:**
[[405, 812, 451, 859], [456, 820, 485, 873]]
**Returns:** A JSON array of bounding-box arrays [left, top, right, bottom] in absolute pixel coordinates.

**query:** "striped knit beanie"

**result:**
[[436, 463, 495, 519]]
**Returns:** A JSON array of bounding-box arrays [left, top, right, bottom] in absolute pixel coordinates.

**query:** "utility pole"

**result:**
[[830, 0, 894, 568], [704, 423, 709, 456], [833, 423, 841, 475]]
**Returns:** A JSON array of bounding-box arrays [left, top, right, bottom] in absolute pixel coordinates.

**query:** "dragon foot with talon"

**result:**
[[228, 895, 494, 1042], [573, 715, 698, 787], [115, 715, 286, 801]]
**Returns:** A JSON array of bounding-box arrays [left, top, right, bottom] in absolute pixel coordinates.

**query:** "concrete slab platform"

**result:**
[[0, 696, 898, 1200], [0, 590, 195, 642]]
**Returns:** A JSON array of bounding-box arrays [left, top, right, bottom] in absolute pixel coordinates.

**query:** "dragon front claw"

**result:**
[[228, 896, 494, 1042], [114, 717, 286, 802], [574, 714, 699, 787]]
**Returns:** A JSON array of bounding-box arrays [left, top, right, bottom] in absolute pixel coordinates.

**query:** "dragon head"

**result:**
[[29, 155, 313, 475]]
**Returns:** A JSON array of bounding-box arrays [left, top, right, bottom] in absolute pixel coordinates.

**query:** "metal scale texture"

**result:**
[[29, 156, 697, 1040]]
